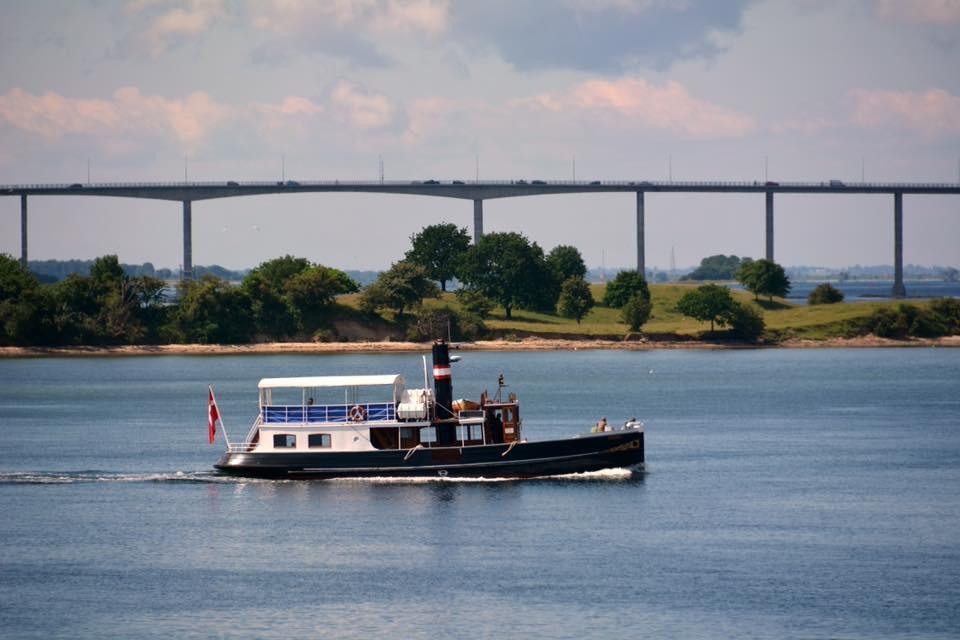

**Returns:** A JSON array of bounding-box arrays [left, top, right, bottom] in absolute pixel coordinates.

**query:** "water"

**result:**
[[1, 349, 959, 639], [729, 279, 960, 304]]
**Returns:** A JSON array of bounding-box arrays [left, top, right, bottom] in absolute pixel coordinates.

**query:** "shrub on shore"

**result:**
[[808, 283, 844, 305]]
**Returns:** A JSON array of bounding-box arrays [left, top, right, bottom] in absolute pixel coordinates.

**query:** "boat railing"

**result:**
[[458, 409, 484, 424], [227, 442, 258, 453], [262, 402, 396, 425]]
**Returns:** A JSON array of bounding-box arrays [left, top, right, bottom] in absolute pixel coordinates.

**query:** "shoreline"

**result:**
[[2, 335, 958, 358]]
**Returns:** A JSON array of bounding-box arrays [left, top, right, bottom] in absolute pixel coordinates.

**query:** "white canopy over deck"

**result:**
[[258, 375, 405, 390]]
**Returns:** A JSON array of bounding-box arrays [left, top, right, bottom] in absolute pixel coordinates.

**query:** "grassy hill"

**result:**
[[341, 283, 946, 342]]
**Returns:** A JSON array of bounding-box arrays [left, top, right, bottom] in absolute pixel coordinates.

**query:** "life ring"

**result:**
[[348, 405, 366, 422]]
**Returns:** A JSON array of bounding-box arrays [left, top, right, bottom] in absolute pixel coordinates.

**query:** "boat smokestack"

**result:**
[[432, 339, 456, 444]]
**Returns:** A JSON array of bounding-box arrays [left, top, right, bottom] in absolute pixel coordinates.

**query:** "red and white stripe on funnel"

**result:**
[[433, 365, 452, 380]]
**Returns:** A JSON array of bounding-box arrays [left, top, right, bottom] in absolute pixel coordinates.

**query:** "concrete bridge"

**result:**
[[5, 179, 960, 297]]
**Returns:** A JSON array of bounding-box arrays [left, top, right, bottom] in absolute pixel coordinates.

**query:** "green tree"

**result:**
[[360, 261, 440, 318], [676, 283, 737, 332], [736, 259, 790, 301], [172, 276, 254, 344], [455, 288, 495, 318], [557, 277, 595, 324], [602, 270, 650, 308], [458, 232, 553, 319], [405, 223, 471, 292], [686, 254, 750, 280], [621, 294, 652, 332], [284, 266, 359, 331], [0, 254, 45, 345], [808, 283, 844, 305], [724, 302, 765, 341], [241, 256, 312, 338], [546, 245, 587, 283]]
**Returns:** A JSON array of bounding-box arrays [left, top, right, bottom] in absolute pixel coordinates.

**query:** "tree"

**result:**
[[602, 270, 650, 308], [557, 277, 595, 324], [405, 223, 471, 292], [284, 266, 359, 331], [546, 245, 587, 283], [458, 232, 553, 319], [455, 289, 495, 318], [360, 261, 440, 318], [241, 256, 312, 338], [808, 283, 844, 305], [686, 254, 750, 280], [172, 276, 254, 344], [621, 294, 652, 332], [676, 283, 737, 332], [724, 302, 765, 341], [0, 254, 45, 345], [736, 259, 790, 301]]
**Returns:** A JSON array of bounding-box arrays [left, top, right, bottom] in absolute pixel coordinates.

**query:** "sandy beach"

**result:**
[[1, 335, 958, 358]]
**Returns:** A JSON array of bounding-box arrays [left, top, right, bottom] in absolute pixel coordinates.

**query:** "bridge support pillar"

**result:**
[[765, 191, 774, 262], [20, 195, 27, 269], [636, 191, 645, 275], [473, 199, 483, 245], [893, 192, 906, 298], [182, 200, 193, 282]]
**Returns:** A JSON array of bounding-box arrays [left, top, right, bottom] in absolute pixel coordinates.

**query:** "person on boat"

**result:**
[[622, 416, 636, 430], [307, 397, 314, 405], [593, 416, 608, 432]]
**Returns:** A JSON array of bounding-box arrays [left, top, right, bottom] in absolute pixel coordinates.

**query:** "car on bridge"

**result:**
[[227, 181, 239, 186], [423, 179, 440, 184], [532, 180, 546, 185], [69, 183, 83, 188]]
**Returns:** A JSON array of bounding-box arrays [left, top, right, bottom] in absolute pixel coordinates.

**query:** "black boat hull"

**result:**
[[214, 430, 643, 479]]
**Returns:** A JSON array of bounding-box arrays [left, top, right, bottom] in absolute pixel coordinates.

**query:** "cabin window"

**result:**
[[419, 425, 437, 445], [273, 434, 297, 448], [308, 433, 332, 448]]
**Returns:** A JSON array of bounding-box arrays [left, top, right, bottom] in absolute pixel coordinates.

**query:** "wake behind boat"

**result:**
[[211, 340, 644, 479]]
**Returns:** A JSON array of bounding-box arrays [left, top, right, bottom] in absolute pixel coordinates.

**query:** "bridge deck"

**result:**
[[4, 180, 960, 201]]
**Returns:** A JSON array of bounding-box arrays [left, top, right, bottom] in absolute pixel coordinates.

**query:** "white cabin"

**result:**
[[228, 373, 518, 454]]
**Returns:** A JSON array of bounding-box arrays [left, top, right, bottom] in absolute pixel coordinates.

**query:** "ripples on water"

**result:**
[[1, 349, 959, 639]]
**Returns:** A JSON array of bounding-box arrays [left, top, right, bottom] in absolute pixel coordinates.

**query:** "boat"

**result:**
[[212, 340, 644, 479]]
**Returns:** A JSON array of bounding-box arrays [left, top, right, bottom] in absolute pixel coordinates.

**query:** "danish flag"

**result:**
[[208, 385, 221, 445]]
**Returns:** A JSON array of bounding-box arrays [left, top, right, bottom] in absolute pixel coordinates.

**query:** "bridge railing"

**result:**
[[4, 180, 960, 190]]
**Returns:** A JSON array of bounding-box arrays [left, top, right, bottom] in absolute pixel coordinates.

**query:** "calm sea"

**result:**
[[1, 349, 959, 639]]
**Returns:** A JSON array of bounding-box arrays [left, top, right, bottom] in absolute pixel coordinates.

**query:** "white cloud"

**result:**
[[850, 87, 960, 137], [251, 0, 447, 35], [126, 0, 225, 58], [0, 87, 232, 146], [875, 0, 960, 25], [514, 77, 756, 138], [329, 80, 397, 129]]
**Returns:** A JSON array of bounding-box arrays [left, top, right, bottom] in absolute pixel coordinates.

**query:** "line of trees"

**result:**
[[0, 253, 358, 346]]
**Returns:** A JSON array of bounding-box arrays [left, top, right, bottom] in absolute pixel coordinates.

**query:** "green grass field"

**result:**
[[341, 284, 938, 342]]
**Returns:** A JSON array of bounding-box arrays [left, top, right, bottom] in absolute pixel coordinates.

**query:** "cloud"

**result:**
[[249, 0, 447, 65], [124, 0, 226, 58], [0, 87, 232, 146], [875, 0, 960, 25], [451, 0, 748, 72], [329, 80, 397, 129], [514, 77, 755, 137], [850, 87, 960, 137]]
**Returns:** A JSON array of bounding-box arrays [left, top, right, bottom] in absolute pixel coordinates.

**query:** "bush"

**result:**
[[621, 294, 652, 332], [406, 306, 486, 342], [808, 283, 844, 305], [724, 302, 765, 341], [455, 289, 495, 318], [603, 270, 650, 308], [557, 277, 595, 324]]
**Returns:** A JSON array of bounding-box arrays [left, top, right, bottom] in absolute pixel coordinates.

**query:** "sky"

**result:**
[[0, 0, 958, 272]]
